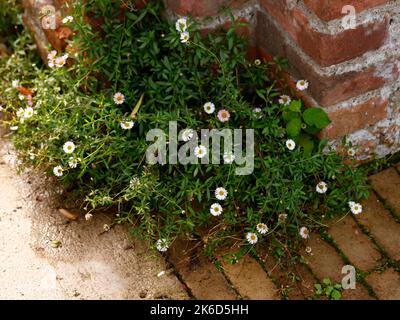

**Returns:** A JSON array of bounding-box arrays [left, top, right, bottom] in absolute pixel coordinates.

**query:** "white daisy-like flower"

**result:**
[[63, 141, 76, 154], [129, 176, 140, 189], [120, 120, 134, 130], [223, 152, 235, 164], [12, 80, 19, 88], [246, 232, 258, 245], [181, 128, 194, 142], [256, 223, 269, 235], [278, 213, 288, 223], [215, 187, 228, 200], [16, 108, 24, 118], [194, 145, 207, 159], [62, 16, 74, 24], [175, 17, 188, 32], [349, 201, 362, 215], [296, 79, 309, 91], [217, 109, 230, 123], [286, 139, 296, 151], [53, 165, 64, 177], [347, 148, 356, 157], [254, 59, 261, 66], [253, 108, 263, 119], [23, 107, 34, 119], [299, 226, 310, 239], [55, 54, 68, 68], [113, 92, 125, 104], [85, 213, 93, 221], [203, 102, 215, 114], [305, 246, 312, 254], [10, 125, 19, 131], [210, 203, 223, 216], [68, 157, 80, 168], [278, 95, 291, 106], [180, 31, 190, 43], [316, 181, 328, 194], [156, 239, 169, 252], [47, 50, 57, 61], [19, 94, 25, 101], [103, 224, 110, 232]]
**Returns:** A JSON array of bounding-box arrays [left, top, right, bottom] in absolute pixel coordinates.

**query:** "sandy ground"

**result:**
[[0, 139, 188, 300]]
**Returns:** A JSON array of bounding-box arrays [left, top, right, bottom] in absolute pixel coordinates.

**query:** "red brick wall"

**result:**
[[22, 0, 400, 159]]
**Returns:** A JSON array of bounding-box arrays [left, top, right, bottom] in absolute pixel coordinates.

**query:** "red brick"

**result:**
[[256, 11, 398, 106], [321, 98, 388, 139], [369, 168, 400, 217], [259, 0, 389, 67], [168, 239, 237, 299], [217, 249, 279, 300], [304, 0, 389, 21], [365, 268, 400, 300], [328, 216, 382, 271], [164, 0, 249, 17], [355, 192, 400, 261]]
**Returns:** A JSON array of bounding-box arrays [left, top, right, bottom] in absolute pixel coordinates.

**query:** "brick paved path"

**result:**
[[168, 164, 400, 300]]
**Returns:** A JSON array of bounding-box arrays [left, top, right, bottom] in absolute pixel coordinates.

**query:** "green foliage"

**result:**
[[0, 0, 369, 255], [314, 278, 342, 300], [0, 0, 21, 42]]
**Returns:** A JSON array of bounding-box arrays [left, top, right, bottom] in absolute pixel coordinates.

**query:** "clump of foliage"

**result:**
[[0, 0, 369, 255], [314, 278, 343, 300]]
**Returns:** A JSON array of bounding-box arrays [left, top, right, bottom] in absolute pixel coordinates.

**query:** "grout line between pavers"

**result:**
[[369, 185, 400, 224], [249, 249, 289, 300], [318, 229, 379, 300], [164, 255, 197, 300], [350, 212, 400, 273]]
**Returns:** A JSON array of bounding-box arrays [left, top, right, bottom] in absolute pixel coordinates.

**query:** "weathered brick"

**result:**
[[259, 0, 389, 67], [304, 235, 346, 283], [217, 249, 279, 300], [163, 0, 249, 17], [321, 98, 388, 139], [304, 0, 389, 21], [256, 11, 398, 106], [369, 168, 400, 217], [303, 235, 373, 299], [256, 246, 316, 300], [328, 216, 382, 271], [168, 239, 237, 299], [355, 192, 400, 261], [365, 268, 400, 300]]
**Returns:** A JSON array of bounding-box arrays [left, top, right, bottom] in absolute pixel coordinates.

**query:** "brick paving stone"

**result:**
[[304, 235, 373, 299], [369, 168, 400, 217], [304, 235, 346, 283], [217, 249, 279, 300], [168, 239, 237, 300], [366, 268, 400, 300], [328, 215, 382, 271], [355, 192, 400, 262], [256, 247, 316, 300]]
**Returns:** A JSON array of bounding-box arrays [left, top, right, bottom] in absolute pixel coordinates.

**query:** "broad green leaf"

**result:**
[[286, 118, 302, 137], [282, 110, 300, 122], [331, 289, 342, 300], [288, 100, 302, 112], [303, 108, 331, 129], [299, 134, 314, 155]]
